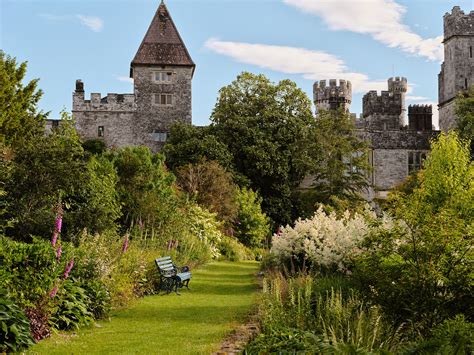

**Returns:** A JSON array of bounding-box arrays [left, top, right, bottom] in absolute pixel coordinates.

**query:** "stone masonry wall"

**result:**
[[133, 65, 193, 152]]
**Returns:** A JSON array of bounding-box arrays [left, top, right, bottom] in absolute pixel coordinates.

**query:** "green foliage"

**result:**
[[176, 160, 238, 225], [455, 84, 474, 156], [109, 147, 177, 233], [247, 274, 406, 353], [0, 289, 34, 353], [50, 280, 94, 330], [218, 235, 254, 262], [0, 236, 62, 306], [306, 109, 369, 206], [4, 116, 120, 241], [357, 132, 473, 332], [0, 50, 46, 146], [234, 187, 270, 249], [82, 139, 107, 156], [211, 72, 314, 227], [163, 123, 233, 171]]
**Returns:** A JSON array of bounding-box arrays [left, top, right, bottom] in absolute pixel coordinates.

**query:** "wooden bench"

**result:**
[[155, 256, 191, 294]]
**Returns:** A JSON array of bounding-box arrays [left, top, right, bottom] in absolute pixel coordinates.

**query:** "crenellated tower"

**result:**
[[438, 6, 474, 131], [362, 77, 407, 130], [313, 79, 352, 114], [73, 1, 194, 152]]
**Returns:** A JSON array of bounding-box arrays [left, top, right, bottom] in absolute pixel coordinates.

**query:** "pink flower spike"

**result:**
[[55, 216, 62, 234], [51, 232, 58, 247], [63, 258, 74, 280], [56, 245, 62, 260], [122, 236, 129, 253], [49, 286, 58, 298]]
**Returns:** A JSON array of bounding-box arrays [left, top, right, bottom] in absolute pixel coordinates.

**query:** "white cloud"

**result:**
[[406, 95, 429, 101], [283, 0, 443, 61], [117, 76, 134, 84], [205, 38, 386, 93], [76, 15, 104, 32]]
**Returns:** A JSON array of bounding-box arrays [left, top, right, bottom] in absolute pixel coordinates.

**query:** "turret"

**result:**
[[313, 79, 352, 113]]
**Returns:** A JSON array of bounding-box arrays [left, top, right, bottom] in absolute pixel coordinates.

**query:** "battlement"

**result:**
[[408, 104, 432, 115], [387, 77, 408, 93], [313, 79, 352, 112], [444, 6, 474, 40], [408, 104, 433, 131], [73, 80, 136, 112]]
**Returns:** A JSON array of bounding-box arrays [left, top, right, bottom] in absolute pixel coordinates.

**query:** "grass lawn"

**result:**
[[30, 261, 259, 354]]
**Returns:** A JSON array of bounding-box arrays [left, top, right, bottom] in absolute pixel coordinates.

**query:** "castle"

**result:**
[[72, 1, 194, 152], [62, 3, 472, 196]]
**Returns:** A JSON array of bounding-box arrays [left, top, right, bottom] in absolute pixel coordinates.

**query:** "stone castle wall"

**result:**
[[438, 7, 474, 131]]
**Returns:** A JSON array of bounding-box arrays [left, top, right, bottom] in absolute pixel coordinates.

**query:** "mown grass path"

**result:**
[[31, 261, 259, 354]]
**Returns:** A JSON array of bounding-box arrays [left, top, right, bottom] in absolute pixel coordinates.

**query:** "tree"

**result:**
[[4, 116, 121, 241], [109, 147, 179, 233], [306, 109, 369, 206], [176, 160, 238, 226], [356, 132, 473, 331], [211, 72, 314, 227], [163, 123, 233, 171], [0, 51, 46, 146], [455, 84, 474, 156]]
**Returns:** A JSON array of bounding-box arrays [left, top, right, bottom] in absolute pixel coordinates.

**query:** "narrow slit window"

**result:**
[[98, 126, 104, 137], [470, 46, 472, 58]]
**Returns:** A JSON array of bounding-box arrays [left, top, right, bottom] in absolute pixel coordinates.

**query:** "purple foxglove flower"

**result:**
[[55, 215, 62, 234], [122, 236, 129, 253], [51, 231, 58, 247], [56, 244, 62, 260], [63, 258, 74, 279], [49, 286, 58, 298]]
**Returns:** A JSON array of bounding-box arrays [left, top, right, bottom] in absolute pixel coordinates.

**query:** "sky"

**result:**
[[1, 0, 473, 128]]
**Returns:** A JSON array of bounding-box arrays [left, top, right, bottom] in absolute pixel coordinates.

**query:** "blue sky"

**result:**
[[1, 0, 473, 128]]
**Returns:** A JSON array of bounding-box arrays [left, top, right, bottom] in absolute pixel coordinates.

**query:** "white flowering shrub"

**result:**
[[271, 207, 395, 272], [187, 204, 224, 259]]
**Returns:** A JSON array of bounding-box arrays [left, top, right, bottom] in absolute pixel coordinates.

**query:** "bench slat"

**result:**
[[156, 257, 172, 262]]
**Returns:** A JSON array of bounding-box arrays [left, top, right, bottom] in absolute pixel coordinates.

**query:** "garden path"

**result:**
[[31, 261, 259, 354]]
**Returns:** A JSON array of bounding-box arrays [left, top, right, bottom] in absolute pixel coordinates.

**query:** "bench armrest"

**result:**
[[179, 265, 190, 273]]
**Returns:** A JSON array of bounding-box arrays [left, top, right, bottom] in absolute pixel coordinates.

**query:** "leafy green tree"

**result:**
[[306, 109, 369, 206], [234, 187, 270, 249], [109, 147, 179, 233], [211, 72, 314, 227], [455, 84, 474, 156], [356, 132, 473, 331], [163, 123, 233, 171], [0, 51, 46, 146], [4, 116, 120, 241], [176, 160, 238, 226]]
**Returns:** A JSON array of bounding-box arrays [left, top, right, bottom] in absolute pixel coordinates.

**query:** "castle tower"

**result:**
[[388, 76, 408, 125], [362, 77, 407, 130], [313, 79, 352, 114], [408, 104, 433, 131], [438, 6, 474, 132], [131, 0, 195, 148]]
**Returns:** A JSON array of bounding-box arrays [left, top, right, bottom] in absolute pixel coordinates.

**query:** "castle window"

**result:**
[[465, 78, 468, 89], [154, 94, 173, 106], [470, 46, 472, 58], [154, 72, 173, 83], [152, 131, 167, 142], [408, 151, 426, 173], [98, 126, 104, 137]]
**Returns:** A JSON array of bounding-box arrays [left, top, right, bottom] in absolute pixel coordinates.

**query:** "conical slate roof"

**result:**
[[131, 1, 194, 70]]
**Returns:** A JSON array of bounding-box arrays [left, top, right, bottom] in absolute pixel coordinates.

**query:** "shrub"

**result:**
[[50, 280, 93, 330], [234, 187, 270, 249], [0, 289, 34, 353], [271, 207, 393, 273], [357, 132, 474, 332], [218, 235, 254, 262]]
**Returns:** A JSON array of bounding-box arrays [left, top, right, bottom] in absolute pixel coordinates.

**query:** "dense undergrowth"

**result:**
[[246, 132, 473, 354]]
